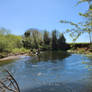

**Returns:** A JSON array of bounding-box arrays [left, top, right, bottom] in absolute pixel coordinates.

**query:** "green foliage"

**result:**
[[78, 48, 86, 53], [43, 30, 50, 45], [51, 30, 58, 50], [0, 27, 69, 54], [60, 0, 92, 44], [32, 49, 37, 54], [0, 52, 8, 58], [58, 33, 66, 44], [23, 28, 68, 51], [57, 33, 67, 50], [23, 29, 42, 49], [5, 34, 23, 52], [12, 48, 30, 54], [0, 28, 23, 52], [60, 20, 82, 42], [0, 35, 8, 52]]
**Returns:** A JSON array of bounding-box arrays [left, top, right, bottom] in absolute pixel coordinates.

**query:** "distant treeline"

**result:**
[[23, 28, 69, 50], [0, 28, 69, 54]]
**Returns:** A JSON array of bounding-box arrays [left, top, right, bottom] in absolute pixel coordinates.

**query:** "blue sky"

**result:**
[[0, 0, 89, 42]]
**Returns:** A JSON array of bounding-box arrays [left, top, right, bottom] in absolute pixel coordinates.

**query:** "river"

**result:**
[[0, 51, 92, 92]]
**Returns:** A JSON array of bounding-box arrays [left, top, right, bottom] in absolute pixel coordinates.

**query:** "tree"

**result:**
[[60, 0, 92, 44], [58, 33, 66, 44], [57, 33, 66, 49], [43, 30, 50, 45], [57, 33, 69, 50], [23, 28, 42, 49], [0, 28, 23, 52], [51, 30, 58, 50], [78, 0, 92, 44], [24, 30, 30, 37], [6, 34, 23, 51], [0, 34, 8, 52]]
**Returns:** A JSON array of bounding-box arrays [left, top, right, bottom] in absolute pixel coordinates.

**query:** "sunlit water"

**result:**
[[0, 51, 92, 92]]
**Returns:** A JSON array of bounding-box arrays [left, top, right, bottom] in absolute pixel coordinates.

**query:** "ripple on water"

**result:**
[[0, 52, 92, 92]]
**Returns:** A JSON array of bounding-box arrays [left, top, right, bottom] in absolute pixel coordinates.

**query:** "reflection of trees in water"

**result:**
[[84, 56, 92, 79], [82, 56, 92, 70], [0, 60, 18, 75], [31, 51, 71, 64], [0, 60, 15, 67]]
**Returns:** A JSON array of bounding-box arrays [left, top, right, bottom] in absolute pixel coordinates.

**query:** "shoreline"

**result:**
[[1, 49, 92, 62], [67, 49, 92, 56], [0, 50, 41, 62], [0, 54, 28, 61]]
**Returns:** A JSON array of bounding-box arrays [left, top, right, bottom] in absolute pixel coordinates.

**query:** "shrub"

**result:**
[[12, 48, 30, 54]]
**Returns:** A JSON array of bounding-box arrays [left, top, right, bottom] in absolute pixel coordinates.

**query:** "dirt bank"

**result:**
[[0, 54, 28, 61]]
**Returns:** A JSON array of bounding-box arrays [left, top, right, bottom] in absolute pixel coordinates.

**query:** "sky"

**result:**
[[0, 0, 90, 43]]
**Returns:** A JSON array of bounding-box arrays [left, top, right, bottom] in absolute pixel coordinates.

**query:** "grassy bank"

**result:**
[[67, 47, 92, 55], [67, 43, 92, 55], [0, 48, 30, 59]]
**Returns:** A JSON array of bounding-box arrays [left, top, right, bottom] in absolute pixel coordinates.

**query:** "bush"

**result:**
[[12, 48, 30, 54], [0, 28, 23, 52], [32, 49, 37, 54]]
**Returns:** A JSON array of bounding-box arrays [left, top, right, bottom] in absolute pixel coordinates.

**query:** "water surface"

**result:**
[[0, 51, 92, 92]]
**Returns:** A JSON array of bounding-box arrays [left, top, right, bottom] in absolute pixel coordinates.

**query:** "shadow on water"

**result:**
[[30, 51, 71, 64]]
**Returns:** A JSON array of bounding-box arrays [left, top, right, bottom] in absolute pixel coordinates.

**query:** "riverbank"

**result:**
[[0, 49, 39, 61], [67, 48, 92, 56], [0, 54, 28, 61], [0, 47, 92, 61]]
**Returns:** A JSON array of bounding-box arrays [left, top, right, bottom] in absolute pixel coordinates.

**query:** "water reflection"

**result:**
[[0, 59, 15, 66], [30, 51, 71, 63], [0, 52, 92, 92]]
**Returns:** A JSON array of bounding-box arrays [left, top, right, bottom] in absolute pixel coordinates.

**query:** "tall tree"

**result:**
[[51, 30, 58, 50], [43, 30, 50, 45], [23, 28, 42, 49], [57, 33, 67, 50]]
